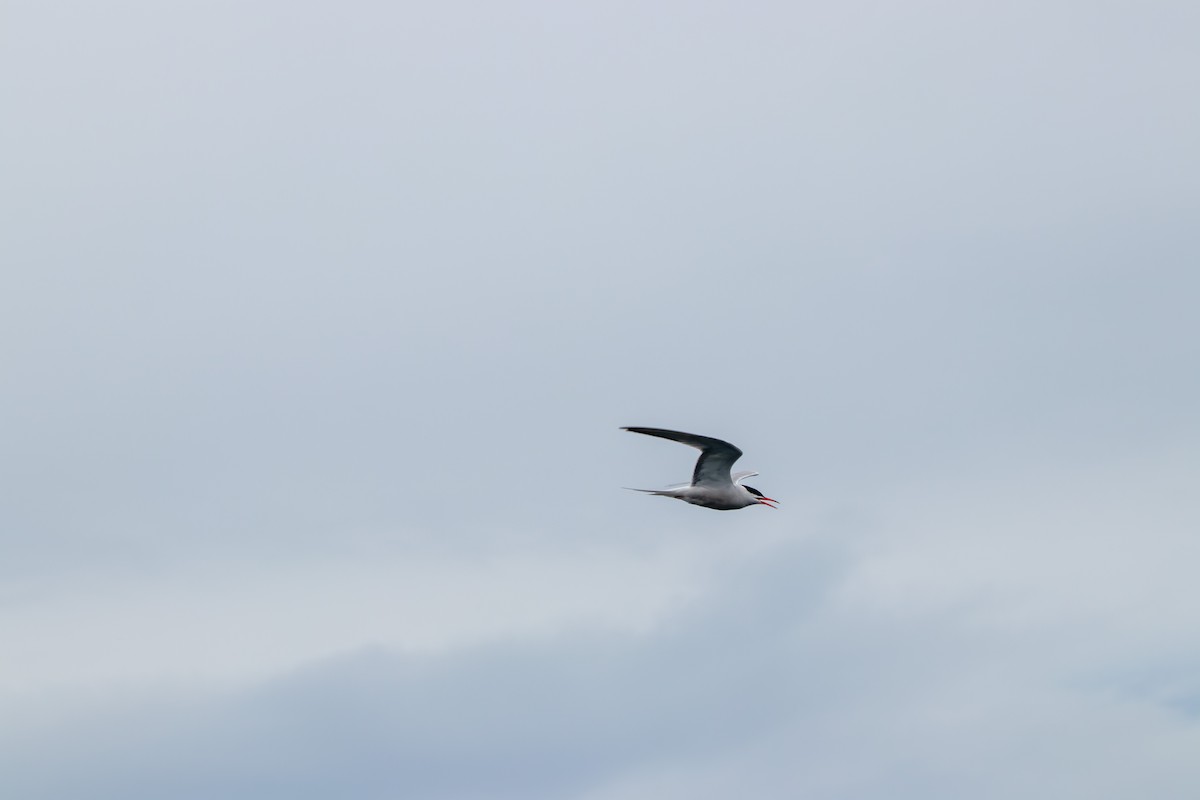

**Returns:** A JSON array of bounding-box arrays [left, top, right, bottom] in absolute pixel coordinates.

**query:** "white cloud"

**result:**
[[4, 447, 1200, 798], [0, 528, 789, 690], [2, 0, 1198, 797]]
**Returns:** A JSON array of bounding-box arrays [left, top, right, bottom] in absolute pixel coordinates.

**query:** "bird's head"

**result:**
[[743, 485, 778, 509]]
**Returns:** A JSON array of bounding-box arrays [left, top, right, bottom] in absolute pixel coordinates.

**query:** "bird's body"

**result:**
[[621, 427, 777, 510]]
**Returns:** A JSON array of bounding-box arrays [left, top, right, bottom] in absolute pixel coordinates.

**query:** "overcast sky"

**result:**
[[3, 1, 1199, 797]]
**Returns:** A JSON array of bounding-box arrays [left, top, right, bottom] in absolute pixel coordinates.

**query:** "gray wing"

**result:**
[[731, 470, 759, 485], [621, 427, 743, 488]]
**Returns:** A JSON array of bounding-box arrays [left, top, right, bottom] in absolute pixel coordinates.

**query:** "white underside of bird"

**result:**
[[621, 427, 777, 511]]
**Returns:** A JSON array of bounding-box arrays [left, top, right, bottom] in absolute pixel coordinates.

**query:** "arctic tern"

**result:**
[[621, 427, 777, 510]]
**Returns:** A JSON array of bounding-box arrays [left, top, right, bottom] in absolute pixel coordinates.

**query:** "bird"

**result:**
[[621, 427, 777, 510]]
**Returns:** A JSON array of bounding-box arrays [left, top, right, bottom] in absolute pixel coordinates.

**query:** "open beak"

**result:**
[[757, 497, 779, 509]]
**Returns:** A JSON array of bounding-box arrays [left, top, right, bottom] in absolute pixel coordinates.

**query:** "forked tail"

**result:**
[[622, 487, 684, 498]]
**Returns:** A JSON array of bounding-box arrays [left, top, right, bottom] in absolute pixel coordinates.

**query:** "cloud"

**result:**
[[0, 536, 845, 800], [5, 467, 1200, 800], [2, 1, 1199, 798]]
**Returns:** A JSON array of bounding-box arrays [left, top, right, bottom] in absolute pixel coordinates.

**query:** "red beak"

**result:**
[[757, 497, 779, 509]]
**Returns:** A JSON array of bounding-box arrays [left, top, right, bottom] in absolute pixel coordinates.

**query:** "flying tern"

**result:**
[[621, 427, 777, 510]]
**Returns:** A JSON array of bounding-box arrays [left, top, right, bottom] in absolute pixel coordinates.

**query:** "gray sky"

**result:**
[[3, 0, 1199, 797]]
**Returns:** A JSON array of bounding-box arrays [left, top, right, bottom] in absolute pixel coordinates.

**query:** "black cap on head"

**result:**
[[743, 485, 765, 497]]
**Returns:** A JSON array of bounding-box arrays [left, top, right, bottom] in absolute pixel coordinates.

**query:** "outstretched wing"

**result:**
[[731, 470, 759, 485], [621, 427, 743, 488]]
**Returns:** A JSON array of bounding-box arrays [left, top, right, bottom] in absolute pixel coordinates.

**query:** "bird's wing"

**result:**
[[731, 470, 759, 485], [621, 427, 743, 488]]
